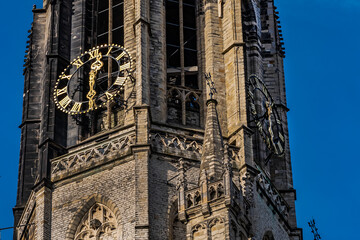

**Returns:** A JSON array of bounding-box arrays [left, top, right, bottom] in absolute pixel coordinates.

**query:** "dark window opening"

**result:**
[[96, 0, 124, 46], [80, 0, 125, 140], [166, 0, 201, 126], [167, 89, 183, 125], [185, 74, 198, 89], [186, 94, 200, 127], [168, 74, 182, 86]]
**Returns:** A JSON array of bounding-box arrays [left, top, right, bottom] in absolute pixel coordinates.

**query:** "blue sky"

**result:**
[[0, 0, 359, 239]]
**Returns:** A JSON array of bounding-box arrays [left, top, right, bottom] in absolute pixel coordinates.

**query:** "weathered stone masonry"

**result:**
[[14, 0, 302, 239]]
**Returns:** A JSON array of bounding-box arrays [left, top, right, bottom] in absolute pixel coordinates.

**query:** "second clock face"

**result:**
[[247, 75, 285, 156], [54, 44, 133, 115]]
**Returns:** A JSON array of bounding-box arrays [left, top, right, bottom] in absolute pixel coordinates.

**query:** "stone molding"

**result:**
[[150, 132, 203, 160], [256, 171, 290, 220], [150, 131, 240, 162], [17, 192, 36, 240], [51, 132, 135, 181]]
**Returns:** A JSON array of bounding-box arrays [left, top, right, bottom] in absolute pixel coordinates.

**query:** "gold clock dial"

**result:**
[[53, 44, 134, 115], [247, 75, 285, 156]]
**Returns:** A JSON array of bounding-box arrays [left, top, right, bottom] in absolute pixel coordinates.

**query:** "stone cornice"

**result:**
[[51, 128, 136, 181]]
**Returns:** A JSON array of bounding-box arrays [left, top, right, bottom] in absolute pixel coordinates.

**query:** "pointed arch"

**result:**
[[66, 194, 122, 240], [168, 199, 187, 240], [185, 92, 201, 127], [263, 231, 275, 240]]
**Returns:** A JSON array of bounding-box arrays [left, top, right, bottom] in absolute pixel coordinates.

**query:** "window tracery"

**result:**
[[166, 0, 202, 127], [78, 0, 126, 140], [185, 93, 200, 127], [74, 203, 119, 240], [167, 89, 183, 125]]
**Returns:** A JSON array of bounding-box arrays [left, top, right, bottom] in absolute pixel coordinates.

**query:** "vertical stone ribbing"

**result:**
[[203, 0, 227, 136], [149, 0, 167, 123], [14, 8, 46, 231], [124, 0, 136, 125], [222, 0, 254, 169], [135, 0, 151, 105], [34, 181, 52, 240], [222, 0, 249, 135], [133, 106, 151, 239]]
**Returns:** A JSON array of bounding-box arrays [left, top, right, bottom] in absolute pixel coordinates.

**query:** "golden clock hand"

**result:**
[[266, 102, 277, 151], [87, 54, 104, 110]]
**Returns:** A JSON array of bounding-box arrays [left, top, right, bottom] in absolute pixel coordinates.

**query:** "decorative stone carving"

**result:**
[[51, 134, 135, 178], [74, 203, 119, 240], [150, 133, 203, 159], [176, 158, 187, 190], [241, 172, 255, 207], [191, 223, 207, 233], [208, 217, 224, 228], [257, 172, 289, 219], [17, 192, 36, 240]]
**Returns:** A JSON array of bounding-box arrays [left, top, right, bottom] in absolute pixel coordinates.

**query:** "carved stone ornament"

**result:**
[[150, 133, 203, 159], [241, 172, 255, 207], [257, 172, 289, 218], [51, 134, 135, 179], [74, 203, 119, 240]]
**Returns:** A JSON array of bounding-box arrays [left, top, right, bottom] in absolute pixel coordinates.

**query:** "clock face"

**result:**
[[247, 75, 285, 156], [54, 44, 134, 115]]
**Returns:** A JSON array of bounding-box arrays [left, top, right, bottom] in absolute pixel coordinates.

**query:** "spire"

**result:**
[[200, 98, 224, 181]]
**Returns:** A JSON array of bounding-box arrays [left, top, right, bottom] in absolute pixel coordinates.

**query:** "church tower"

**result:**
[[14, 0, 303, 239]]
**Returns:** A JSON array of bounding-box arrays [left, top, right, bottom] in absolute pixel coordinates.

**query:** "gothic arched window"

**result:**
[[166, 0, 202, 126], [74, 203, 119, 240], [78, 0, 125, 139], [168, 201, 186, 240], [185, 93, 200, 127], [95, 0, 124, 46], [167, 89, 183, 125]]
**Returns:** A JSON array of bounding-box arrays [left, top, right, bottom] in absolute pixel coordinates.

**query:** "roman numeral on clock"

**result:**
[[105, 92, 114, 100], [61, 75, 72, 80], [119, 62, 131, 71], [116, 51, 126, 61], [71, 102, 82, 112], [276, 141, 284, 154], [279, 132, 285, 142], [114, 77, 126, 86], [88, 49, 101, 59], [59, 96, 72, 108], [73, 58, 84, 69], [105, 47, 113, 56], [56, 86, 67, 96]]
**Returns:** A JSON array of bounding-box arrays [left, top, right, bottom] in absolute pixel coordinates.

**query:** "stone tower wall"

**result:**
[[51, 159, 136, 239], [14, 0, 302, 239]]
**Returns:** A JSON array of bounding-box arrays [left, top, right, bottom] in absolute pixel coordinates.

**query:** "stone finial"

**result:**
[[199, 98, 224, 181], [205, 73, 217, 99], [218, 0, 223, 18]]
